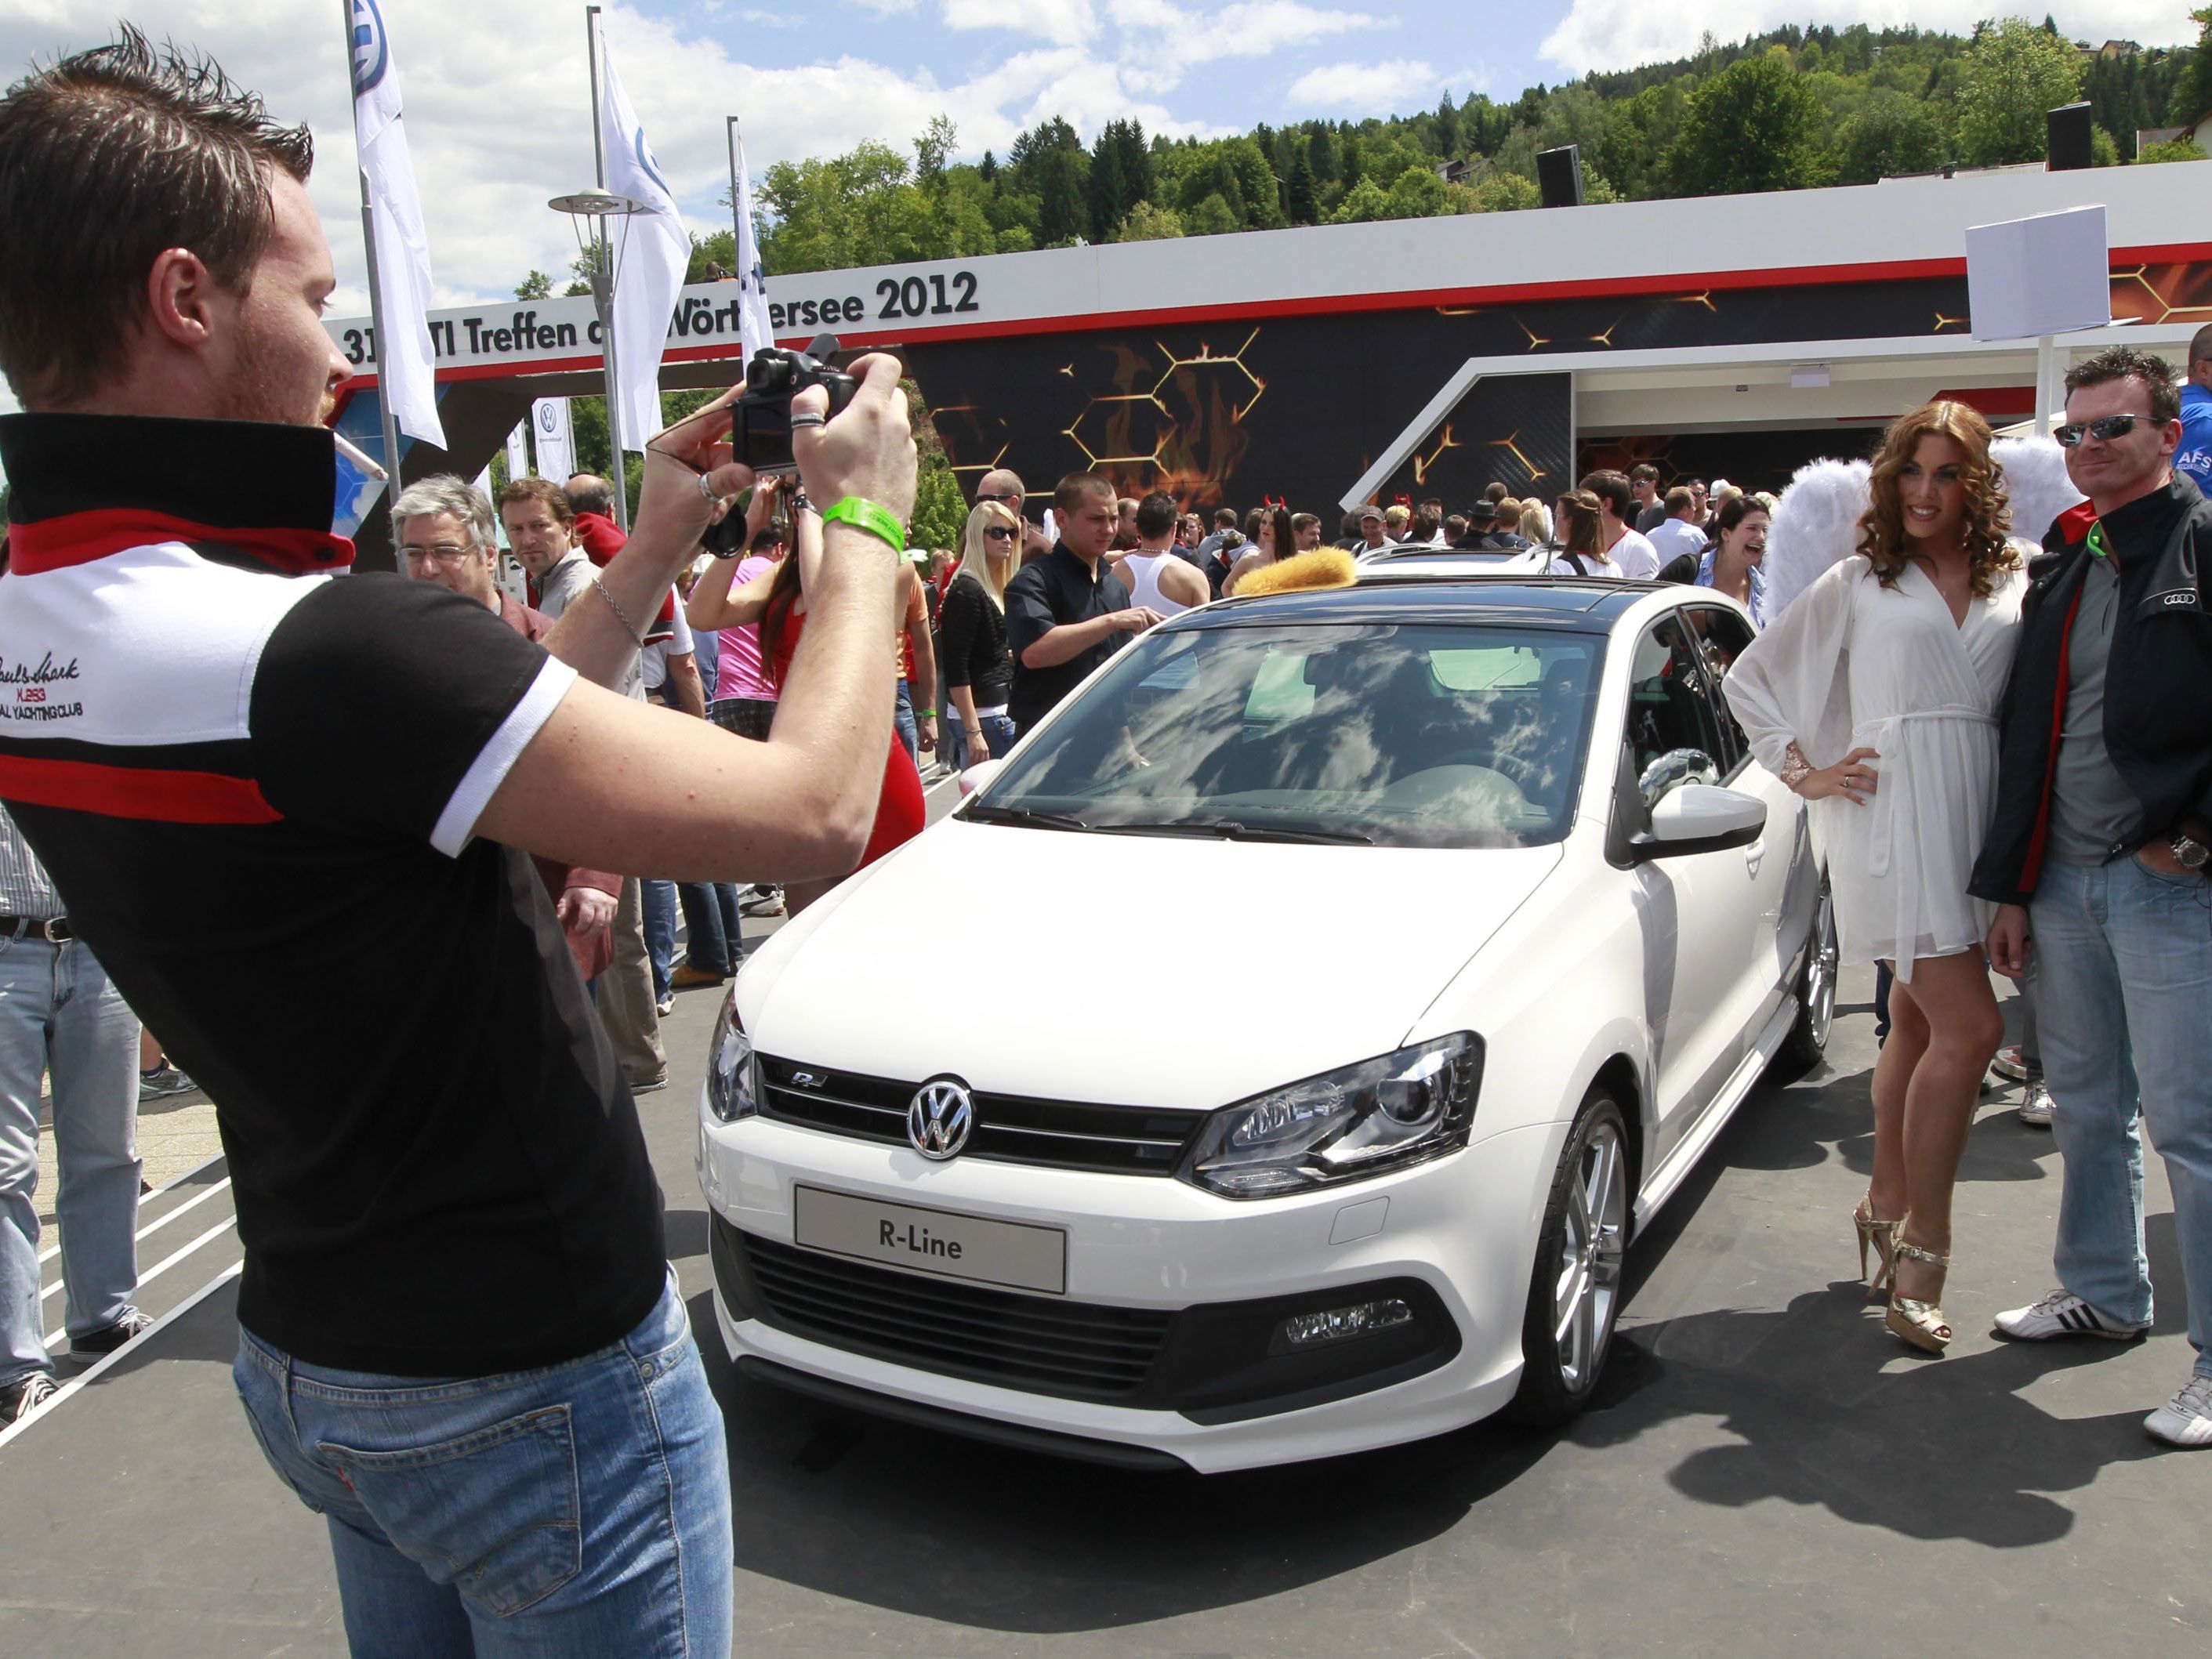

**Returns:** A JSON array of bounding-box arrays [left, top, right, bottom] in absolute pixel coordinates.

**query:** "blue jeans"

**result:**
[[645, 882, 743, 994], [0, 929, 142, 1390], [945, 711, 1017, 773], [233, 1270, 731, 1657], [894, 679, 919, 768], [2032, 854, 2212, 1377]]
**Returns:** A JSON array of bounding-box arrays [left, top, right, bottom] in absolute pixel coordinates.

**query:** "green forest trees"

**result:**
[[590, 18, 2199, 284]]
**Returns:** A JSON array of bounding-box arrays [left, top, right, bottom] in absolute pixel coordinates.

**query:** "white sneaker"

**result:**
[[1993, 1288, 2147, 1342], [1989, 1044, 2029, 1083], [2145, 1375, 2212, 1448], [2016, 1082, 2054, 1128]]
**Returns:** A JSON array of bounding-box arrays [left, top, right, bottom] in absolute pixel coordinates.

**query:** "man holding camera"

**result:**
[[0, 31, 914, 1652]]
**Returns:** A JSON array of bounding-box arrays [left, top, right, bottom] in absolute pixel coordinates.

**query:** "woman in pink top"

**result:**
[[687, 484, 787, 741]]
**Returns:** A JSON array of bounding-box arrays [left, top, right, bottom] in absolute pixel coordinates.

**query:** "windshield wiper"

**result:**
[[1091, 818, 1374, 846], [962, 802, 1091, 831]]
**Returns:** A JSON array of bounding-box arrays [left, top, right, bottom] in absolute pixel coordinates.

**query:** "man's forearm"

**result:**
[[1021, 614, 1114, 669], [670, 656, 707, 719]]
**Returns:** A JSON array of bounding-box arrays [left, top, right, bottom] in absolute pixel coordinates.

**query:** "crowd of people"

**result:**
[[0, 29, 2208, 1659]]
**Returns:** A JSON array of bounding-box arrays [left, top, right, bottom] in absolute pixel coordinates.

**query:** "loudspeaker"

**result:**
[[1537, 145, 1583, 209], [2047, 102, 2093, 172]]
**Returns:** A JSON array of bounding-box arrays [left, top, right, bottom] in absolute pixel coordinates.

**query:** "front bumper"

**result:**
[[698, 1106, 1565, 1472]]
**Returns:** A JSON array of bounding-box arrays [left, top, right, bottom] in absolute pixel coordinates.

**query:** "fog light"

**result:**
[[1277, 1297, 1414, 1349]]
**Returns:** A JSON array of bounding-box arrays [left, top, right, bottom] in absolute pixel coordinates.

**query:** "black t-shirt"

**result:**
[[0, 412, 666, 1377], [1005, 543, 1132, 732]]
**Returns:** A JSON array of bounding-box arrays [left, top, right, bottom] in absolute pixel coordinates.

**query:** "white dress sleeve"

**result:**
[[1721, 555, 1862, 775]]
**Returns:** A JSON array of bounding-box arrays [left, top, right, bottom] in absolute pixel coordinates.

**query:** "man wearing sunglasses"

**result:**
[[1973, 346, 2212, 1450], [975, 466, 1049, 561]]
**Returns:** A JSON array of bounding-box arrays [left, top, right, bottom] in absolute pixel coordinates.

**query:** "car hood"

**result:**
[[740, 819, 1561, 1111]]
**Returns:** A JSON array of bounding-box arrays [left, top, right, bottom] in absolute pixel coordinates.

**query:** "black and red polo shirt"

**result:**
[[0, 411, 665, 1376]]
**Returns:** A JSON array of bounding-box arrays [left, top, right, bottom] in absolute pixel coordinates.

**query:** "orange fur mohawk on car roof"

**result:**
[[1234, 548, 1357, 597]]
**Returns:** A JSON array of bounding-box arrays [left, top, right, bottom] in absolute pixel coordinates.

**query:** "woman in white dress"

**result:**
[[1724, 400, 2028, 1354]]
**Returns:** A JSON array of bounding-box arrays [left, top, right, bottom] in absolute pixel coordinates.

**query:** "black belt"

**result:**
[[0, 915, 71, 942]]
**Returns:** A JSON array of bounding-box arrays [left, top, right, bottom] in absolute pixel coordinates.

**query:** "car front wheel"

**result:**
[[1508, 1090, 1630, 1427]]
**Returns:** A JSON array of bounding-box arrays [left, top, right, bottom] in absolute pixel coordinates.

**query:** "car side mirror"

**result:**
[[1637, 747, 1717, 812], [1633, 784, 1768, 860], [959, 759, 1006, 799]]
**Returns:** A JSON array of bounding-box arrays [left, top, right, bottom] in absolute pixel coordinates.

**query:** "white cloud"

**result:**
[[941, 0, 1100, 45], [1287, 56, 1432, 107], [1539, 2, 2197, 77]]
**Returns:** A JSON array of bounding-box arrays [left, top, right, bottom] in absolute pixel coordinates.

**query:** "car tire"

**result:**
[[1507, 1090, 1630, 1428], [1771, 873, 1837, 1081]]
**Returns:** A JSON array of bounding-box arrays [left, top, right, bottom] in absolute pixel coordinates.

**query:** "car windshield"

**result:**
[[970, 622, 1605, 849]]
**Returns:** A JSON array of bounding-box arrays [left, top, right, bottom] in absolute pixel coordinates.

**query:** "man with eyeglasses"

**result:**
[[395, 477, 621, 985], [1974, 346, 2212, 1450]]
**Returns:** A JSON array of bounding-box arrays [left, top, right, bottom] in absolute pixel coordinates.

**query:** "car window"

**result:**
[[1626, 614, 1724, 784], [975, 622, 1607, 849], [1684, 604, 1758, 773]]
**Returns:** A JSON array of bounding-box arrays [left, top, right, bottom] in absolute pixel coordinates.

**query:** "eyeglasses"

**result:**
[[977, 491, 1020, 504], [2054, 415, 2147, 447], [982, 525, 1018, 542], [401, 543, 479, 563]]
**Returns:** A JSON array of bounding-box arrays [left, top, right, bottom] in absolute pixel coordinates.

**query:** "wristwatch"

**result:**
[[2173, 831, 2211, 871]]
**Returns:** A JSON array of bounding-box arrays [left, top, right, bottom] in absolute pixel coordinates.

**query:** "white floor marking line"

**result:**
[[38, 1177, 234, 1300], [36, 1149, 227, 1265], [0, 1262, 242, 1454], [41, 1214, 238, 1349]]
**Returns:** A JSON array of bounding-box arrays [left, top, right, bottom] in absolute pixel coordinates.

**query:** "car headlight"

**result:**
[[704, 990, 760, 1124], [1178, 1034, 1482, 1199]]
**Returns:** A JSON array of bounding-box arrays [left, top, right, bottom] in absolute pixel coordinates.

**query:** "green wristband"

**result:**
[[821, 496, 905, 552]]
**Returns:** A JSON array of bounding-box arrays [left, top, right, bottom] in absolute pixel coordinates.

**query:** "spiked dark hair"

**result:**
[[0, 27, 314, 406]]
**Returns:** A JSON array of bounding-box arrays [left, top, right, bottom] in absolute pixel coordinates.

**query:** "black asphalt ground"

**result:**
[[1, 959, 2200, 1658]]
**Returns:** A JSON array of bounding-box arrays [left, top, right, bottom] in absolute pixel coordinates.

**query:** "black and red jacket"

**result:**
[[1969, 474, 2212, 904]]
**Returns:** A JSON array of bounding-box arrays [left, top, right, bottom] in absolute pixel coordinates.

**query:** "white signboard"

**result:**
[[1967, 205, 2112, 340]]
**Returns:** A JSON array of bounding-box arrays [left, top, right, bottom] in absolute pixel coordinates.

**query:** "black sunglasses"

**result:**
[[2054, 415, 2147, 447], [976, 491, 1021, 504], [982, 525, 1018, 541]]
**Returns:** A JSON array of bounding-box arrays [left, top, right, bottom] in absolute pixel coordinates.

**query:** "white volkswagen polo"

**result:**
[[698, 576, 1833, 1472]]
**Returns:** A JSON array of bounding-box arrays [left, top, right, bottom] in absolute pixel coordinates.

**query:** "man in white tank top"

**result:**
[[1111, 492, 1210, 616]]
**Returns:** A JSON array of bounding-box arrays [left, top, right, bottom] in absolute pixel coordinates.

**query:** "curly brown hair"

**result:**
[[1856, 400, 2019, 597]]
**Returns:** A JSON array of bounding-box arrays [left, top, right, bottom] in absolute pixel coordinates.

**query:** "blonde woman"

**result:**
[[1517, 497, 1552, 546], [940, 499, 1022, 766], [1724, 400, 2029, 1354]]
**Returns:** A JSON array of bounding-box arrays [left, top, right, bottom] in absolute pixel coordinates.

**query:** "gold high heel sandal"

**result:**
[[1854, 1194, 1901, 1303], [1886, 1232, 1953, 1354]]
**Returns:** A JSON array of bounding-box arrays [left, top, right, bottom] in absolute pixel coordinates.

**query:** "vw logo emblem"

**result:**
[[347, 0, 390, 97], [906, 1079, 974, 1161]]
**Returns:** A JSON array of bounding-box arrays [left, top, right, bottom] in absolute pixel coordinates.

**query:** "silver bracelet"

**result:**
[[590, 575, 647, 647]]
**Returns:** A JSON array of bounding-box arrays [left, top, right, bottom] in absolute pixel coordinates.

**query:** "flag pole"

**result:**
[[582, 5, 629, 530], [346, 0, 407, 535], [725, 116, 742, 271]]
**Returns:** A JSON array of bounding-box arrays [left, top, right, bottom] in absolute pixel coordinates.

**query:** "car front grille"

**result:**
[[756, 1056, 1201, 1176], [730, 1226, 1173, 1400]]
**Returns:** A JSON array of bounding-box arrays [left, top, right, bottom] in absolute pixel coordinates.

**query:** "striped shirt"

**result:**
[[0, 802, 63, 919]]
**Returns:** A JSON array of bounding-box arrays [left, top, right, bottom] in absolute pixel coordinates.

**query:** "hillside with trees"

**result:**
[[723, 15, 2204, 276]]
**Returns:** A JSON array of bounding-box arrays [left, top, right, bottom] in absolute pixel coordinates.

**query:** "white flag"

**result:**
[[346, 0, 445, 447], [596, 33, 691, 454], [732, 136, 774, 367], [504, 422, 528, 481], [531, 398, 573, 483]]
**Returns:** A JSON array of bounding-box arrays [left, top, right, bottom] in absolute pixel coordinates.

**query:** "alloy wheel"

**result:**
[[1552, 1118, 1626, 1392]]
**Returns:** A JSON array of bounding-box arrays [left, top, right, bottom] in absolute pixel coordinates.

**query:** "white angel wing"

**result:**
[[1992, 434, 2086, 551], [1764, 457, 1870, 623]]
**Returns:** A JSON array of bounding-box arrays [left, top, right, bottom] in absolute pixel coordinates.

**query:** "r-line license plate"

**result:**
[[792, 1185, 1068, 1295]]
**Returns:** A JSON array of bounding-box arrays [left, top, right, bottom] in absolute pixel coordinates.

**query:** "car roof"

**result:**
[[1170, 574, 1661, 632]]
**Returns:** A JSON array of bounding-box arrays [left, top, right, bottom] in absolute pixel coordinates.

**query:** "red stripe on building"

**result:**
[[0, 755, 281, 824], [6, 509, 354, 576]]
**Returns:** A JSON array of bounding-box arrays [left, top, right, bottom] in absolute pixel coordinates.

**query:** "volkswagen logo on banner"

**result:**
[[348, 0, 390, 97], [906, 1079, 974, 1161]]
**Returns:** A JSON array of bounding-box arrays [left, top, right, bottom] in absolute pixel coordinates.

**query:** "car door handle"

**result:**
[[1744, 841, 1765, 877]]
